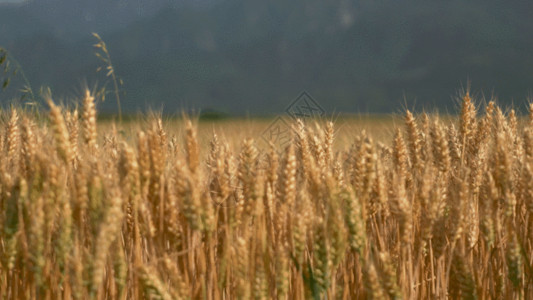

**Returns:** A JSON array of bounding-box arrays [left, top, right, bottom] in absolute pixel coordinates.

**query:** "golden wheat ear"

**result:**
[[46, 97, 74, 164], [2, 87, 533, 299], [82, 88, 97, 150]]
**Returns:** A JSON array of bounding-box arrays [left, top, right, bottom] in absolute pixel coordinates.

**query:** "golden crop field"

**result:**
[[0, 90, 531, 299]]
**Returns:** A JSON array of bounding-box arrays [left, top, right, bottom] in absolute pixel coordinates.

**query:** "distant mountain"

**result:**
[[2, 0, 533, 114]]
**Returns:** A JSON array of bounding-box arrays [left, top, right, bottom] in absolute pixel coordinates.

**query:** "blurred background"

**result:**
[[1, 0, 532, 115]]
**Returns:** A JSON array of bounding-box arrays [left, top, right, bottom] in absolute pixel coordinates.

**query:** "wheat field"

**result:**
[[0, 91, 532, 299]]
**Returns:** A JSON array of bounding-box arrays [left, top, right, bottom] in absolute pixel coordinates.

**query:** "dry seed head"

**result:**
[[47, 98, 74, 164], [207, 133, 220, 171], [275, 244, 289, 300], [465, 194, 479, 249], [163, 178, 182, 244], [199, 187, 215, 232], [295, 121, 319, 185], [279, 143, 297, 207], [363, 259, 386, 300], [137, 131, 150, 192], [29, 195, 46, 286], [82, 89, 97, 149], [460, 92, 475, 136], [418, 166, 438, 246], [66, 109, 79, 162], [420, 112, 431, 162], [253, 249, 268, 300], [155, 118, 167, 151], [391, 173, 412, 245], [238, 138, 259, 190], [324, 121, 334, 166], [392, 129, 409, 182], [447, 176, 468, 243], [147, 129, 165, 206], [475, 101, 495, 145], [405, 109, 421, 173], [377, 251, 402, 299], [509, 109, 517, 139], [479, 175, 496, 247], [185, 119, 199, 173], [119, 142, 140, 234], [234, 236, 251, 299], [175, 156, 201, 230], [493, 106, 507, 133], [506, 234, 523, 289], [4, 178, 27, 271], [119, 142, 140, 187], [162, 256, 187, 297], [342, 185, 366, 253], [523, 163, 533, 214], [333, 154, 345, 186], [91, 195, 124, 294], [493, 131, 514, 209], [310, 134, 326, 170], [372, 156, 388, 216], [447, 124, 461, 166], [312, 219, 330, 292], [70, 238, 85, 299], [449, 250, 477, 300], [460, 92, 478, 160], [525, 128, 533, 163], [220, 145, 234, 200], [55, 185, 73, 271], [266, 141, 279, 187], [430, 121, 451, 174], [208, 136, 232, 203], [328, 207, 347, 268], [5, 108, 19, 168], [362, 136, 376, 196], [113, 242, 127, 298], [139, 266, 175, 300], [21, 116, 36, 176], [350, 134, 370, 198], [291, 188, 309, 266]]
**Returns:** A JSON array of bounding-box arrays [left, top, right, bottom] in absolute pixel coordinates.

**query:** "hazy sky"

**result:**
[[1, 0, 532, 114]]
